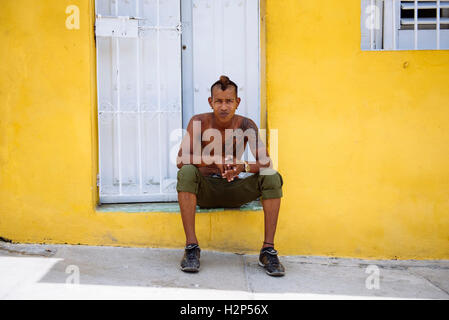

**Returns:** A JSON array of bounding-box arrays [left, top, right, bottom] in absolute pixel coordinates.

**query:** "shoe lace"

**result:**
[[267, 254, 280, 266], [264, 249, 280, 266], [186, 248, 198, 261]]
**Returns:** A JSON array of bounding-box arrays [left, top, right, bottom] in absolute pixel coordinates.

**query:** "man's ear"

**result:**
[[236, 97, 241, 108], [208, 97, 213, 109]]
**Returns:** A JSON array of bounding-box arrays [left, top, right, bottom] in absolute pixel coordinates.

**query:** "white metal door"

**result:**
[[95, 0, 182, 203], [181, 0, 261, 129]]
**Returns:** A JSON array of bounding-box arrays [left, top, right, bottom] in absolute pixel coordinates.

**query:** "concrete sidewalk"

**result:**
[[0, 242, 448, 300]]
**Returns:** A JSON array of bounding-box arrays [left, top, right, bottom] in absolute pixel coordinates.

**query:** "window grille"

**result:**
[[95, 0, 182, 203], [362, 0, 449, 50]]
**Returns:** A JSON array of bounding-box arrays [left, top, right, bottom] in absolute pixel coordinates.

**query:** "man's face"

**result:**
[[208, 87, 241, 123]]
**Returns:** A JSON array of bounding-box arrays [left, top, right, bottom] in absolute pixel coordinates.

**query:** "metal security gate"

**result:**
[[95, 0, 182, 203]]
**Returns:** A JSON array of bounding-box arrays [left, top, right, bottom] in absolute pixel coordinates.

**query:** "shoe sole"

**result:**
[[258, 261, 285, 277], [181, 266, 200, 273]]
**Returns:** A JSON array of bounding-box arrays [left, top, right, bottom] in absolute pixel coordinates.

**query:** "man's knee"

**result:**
[[178, 165, 199, 181], [258, 170, 283, 199], [177, 165, 200, 194]]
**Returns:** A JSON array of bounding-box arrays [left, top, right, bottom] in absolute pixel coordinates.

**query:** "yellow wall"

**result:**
[[0, 0, 448, 259]]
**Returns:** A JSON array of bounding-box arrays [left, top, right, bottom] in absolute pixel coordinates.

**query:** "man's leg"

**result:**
[[176, 165, 204, 273], [257, 171, 285, 276], [224, 171, 283, 249], [258, 171, 283, 248], [176, 165, 202, 246], [178, 192, 198, 246], [262, 198, 281, 249]]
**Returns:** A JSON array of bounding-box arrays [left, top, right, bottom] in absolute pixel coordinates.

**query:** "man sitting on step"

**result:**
[[176, 75, 285, 277]]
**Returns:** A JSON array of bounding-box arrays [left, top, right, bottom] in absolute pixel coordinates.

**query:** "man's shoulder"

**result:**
[[238, 115, 258, 130], [190, 113, 213, 122]]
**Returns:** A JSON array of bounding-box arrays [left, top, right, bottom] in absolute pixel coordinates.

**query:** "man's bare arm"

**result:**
[[245, 119, 272, 173]]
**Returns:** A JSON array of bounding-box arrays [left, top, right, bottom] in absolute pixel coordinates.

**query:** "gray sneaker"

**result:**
[[258, 247, 285, 277], [180, 244, 201, 273]]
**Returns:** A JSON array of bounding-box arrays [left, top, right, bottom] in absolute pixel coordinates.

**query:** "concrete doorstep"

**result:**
[[0, 242, 448, 300]]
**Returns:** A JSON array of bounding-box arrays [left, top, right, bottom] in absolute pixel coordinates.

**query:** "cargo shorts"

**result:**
[[176, 165, 283, 208]]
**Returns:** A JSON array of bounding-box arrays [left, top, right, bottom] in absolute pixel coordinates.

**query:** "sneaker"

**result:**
[[258, 247, 285, 277], [180, 244, 201, 273]]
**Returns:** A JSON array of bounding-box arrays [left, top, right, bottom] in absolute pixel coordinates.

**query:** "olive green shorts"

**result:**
[[176, 165, 283, 208]]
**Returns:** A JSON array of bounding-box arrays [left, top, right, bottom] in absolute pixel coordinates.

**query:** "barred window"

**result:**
[[361, 0, 449, 50]]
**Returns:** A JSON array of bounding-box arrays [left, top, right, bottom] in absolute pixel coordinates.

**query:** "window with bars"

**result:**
[[400, 1, 449, 30], [361, 0, 449, 50], [95, 0, 261, 204]]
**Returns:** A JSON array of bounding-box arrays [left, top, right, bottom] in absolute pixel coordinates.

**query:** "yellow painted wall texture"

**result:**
[[0, 0, 448, 259]]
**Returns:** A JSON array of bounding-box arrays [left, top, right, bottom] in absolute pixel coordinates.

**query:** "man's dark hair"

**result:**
[[210, 75, 238, 97]]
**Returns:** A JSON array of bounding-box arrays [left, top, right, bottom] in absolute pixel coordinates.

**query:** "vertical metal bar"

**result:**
[[181, 0, 194, 129], [157, 0, 163, 194], [136, 0, 143, 194], [414, 0, 418, 49], [243, 0, 248, 161], [259, 0, 264, 132], [115, 1, 123, 195], [437, 0, 441, 49], [370, 0, 375, 49], [95, 1, 103, 199], [244, 0, 248, 118], [392, 0, 397, 50], [177, 0, 183, 181], [221, 0, 225, 74]]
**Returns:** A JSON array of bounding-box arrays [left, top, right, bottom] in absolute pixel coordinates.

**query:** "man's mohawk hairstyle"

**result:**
[[211, 75, 238, 96]]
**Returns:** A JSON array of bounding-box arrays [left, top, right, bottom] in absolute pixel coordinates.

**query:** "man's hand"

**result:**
[[222, 163, 244, 182], [215, 156, 244, 182]]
